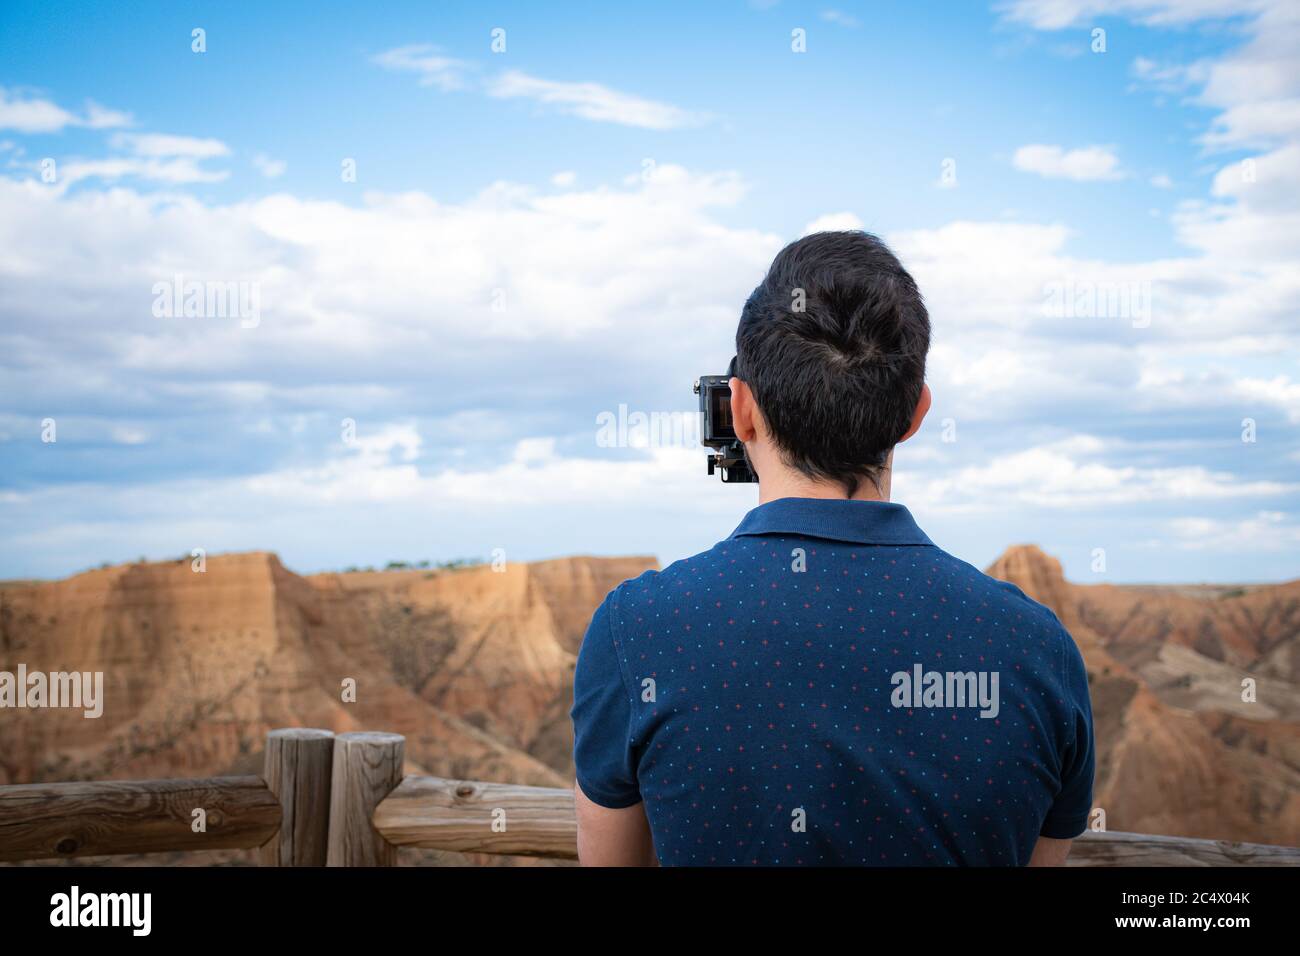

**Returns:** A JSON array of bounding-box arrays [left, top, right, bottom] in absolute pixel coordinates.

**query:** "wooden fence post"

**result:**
[[326, 731, 405, 866], [259, 728, 335, 866]]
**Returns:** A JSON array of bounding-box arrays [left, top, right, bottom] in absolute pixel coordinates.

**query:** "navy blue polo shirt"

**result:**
[[571, 497, 1095, 866]]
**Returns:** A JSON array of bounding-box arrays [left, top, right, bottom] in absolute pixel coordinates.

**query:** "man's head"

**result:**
[[731, 230, 931, 498]]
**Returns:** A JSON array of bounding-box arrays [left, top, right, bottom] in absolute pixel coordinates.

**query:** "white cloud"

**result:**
[[1150, 173, 1174, 188], [999, 1, 1268, 31], [1021, 2, 1300, 157], [1168, 511, 1300, 553], [0, 163, 777, 409], [46, 132, 233, 187], [821, 9, 861, 27], [802, 212, 864, 234], [1012, 144, 1125, 180], [112, 133, 230, 159], [110, 425, 148, 445], [9, 161, 1281, 455], [896, 436, 1296, 512], [247, 429, 705, 508], [1131, 55, 1212, 94], [6, 420, 1289, 581], [0, 88, 132, 133], [486, 70, 706, 130], [0, 91, 227, 188], [373, 46, 704, 130], [550, 170, 576, 187], [57, 157, 230, 186], [1202, 99, 1300, 149], [252, 154, 287, 179], [1179, 143, 1300, 265], [1, 161, 1291, 524], [1234, 375, 1300, 422], [909, 217, 1293, 346], [371, 44, 474, 91], [84, 102, 133, 130]]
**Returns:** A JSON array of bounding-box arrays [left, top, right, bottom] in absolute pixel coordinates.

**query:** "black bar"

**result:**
[[0, 864, 1288, 942]]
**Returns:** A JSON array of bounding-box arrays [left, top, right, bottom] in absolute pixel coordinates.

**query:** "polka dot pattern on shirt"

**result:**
[[570, 499, 1095, 867]]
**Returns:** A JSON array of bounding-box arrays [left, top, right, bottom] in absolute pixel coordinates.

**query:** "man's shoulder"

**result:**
[[600, 537, 1077, 651], [919, 548, 1086, 707], [598, 537, 748, 620], [607, 542, 728, 598], [927, 547, 1073, 639]]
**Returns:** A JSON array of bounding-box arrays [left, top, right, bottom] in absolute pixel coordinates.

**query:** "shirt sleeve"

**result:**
[[570, 592, 642, 809], [1040, 634, 1096, 839]]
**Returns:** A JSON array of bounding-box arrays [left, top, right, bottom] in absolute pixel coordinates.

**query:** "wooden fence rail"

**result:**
[[374, 775, 577, 859], [1069, 829, 1300, 867], [0, 775, 280, 863], [374, 772, 1300, 867], [1, 728, 1297, 867]]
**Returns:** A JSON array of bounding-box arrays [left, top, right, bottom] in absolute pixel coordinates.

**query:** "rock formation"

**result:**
[[1, 545, 1294, 860]]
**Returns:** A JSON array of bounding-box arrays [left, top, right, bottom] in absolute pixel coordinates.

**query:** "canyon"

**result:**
[[0, 545, 1295, 863]]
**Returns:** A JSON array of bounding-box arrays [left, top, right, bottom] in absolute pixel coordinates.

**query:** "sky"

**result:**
[[0, 0, 1297, 584]]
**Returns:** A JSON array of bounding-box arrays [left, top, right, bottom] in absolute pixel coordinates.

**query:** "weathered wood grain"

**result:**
[[325, 731, 404, 866], [374, 778, 1300, 866], [258, 728, 335, 867], [373, 775, 578, 860], [0, 775, 281, 862], [1071, 829, 1300, 867]]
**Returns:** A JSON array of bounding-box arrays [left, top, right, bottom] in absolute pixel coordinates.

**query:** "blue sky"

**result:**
[[1, 0, 1297, 583], [2, 0, 1242, 254]]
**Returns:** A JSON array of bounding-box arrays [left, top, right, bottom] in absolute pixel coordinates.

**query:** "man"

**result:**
[[570, 231, 1095, 866]]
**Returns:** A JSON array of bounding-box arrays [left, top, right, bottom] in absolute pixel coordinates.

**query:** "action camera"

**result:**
[[693, 357, 758, 483]]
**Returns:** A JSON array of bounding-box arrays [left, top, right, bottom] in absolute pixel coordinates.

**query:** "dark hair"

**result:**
[[735, 230, 930, 496]]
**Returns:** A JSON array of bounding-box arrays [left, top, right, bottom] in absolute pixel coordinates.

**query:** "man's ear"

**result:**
[[729, 377, 758, 443], [897, 382, 931, 443]]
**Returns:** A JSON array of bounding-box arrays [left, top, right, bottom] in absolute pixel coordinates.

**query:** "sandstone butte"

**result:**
[[0, 546, 1296, 864]]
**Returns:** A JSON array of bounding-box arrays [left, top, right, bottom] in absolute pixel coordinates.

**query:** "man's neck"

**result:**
[[757, 467, 892, 505]]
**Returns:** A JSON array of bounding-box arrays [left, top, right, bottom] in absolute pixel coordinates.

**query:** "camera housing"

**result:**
[[694, 363, 758, 483]]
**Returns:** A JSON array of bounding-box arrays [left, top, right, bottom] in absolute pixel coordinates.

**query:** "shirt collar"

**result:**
[[728, 497, 933, 547]]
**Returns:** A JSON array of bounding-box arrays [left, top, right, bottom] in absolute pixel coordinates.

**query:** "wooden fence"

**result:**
[[1, 728, 1296, 867]]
